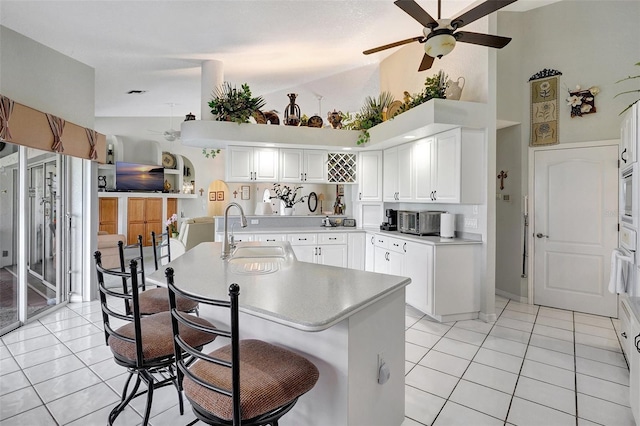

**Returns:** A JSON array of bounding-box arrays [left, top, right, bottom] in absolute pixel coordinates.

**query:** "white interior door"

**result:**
[[533, 144, 618, 317]]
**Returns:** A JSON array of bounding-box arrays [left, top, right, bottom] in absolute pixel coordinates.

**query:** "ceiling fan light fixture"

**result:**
[[424, 32, 456, 58]]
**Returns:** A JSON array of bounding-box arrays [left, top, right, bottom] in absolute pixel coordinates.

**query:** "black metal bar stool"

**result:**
[[94, 251, 216, 425], [165, 267, 320, 426]]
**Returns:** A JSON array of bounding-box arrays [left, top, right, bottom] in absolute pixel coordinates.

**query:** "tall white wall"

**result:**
[[0, 25, 96, 301], [495, 1, 640, 299]]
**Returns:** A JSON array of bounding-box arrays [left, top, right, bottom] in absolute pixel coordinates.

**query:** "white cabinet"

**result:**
[[279, 149, 327, 183], [631, 307, 640, 423], [254, 234, 287, 243], [365, 232, 376, 272], [287, 232, 348, 268], [226, 146, 279, 182], [381, 128, 484, 204], [366, 232, 480, 321], [620, 103, 638, 168], [358, 151, 382, 201], [383, 145, 413, 202], [373, 235, 405, 276], [347, 232, 365, 270]]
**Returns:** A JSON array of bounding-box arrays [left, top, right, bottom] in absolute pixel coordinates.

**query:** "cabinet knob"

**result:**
[[535, 233, 549, 239], [622, 332, 627, 339], [403, 242, 407, 252]]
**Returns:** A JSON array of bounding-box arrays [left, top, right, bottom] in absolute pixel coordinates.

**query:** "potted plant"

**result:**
[[615, 61, 640, 115], [343, 91, 395, 145], [270, 183, 307, 215], [208, 82, 266, 124], [401, 70, 448, 112]]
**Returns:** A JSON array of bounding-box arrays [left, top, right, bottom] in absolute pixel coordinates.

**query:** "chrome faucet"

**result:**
[[222, 202, 248, 259]]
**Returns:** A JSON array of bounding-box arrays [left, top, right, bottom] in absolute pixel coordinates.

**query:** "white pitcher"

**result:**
[[445, 77, 465, 100]]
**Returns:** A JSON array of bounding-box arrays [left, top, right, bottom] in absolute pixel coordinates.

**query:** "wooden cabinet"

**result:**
[[620, 103, 638, 168], [226, 146, 278, 182], [98, 197, 118, 234], [279, 149, 327, 183], [358, 151, 382, 202], [127, 197, 163, 246], [287, 232, 348, 268], [167, 197, 177, 219]]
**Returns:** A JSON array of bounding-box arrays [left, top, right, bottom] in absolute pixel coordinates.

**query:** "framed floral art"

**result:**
[[529, 69, 562, 146], [567, 86, 599, 118]]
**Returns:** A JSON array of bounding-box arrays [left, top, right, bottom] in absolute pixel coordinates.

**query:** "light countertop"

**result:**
[[146, 241, 410, 332]]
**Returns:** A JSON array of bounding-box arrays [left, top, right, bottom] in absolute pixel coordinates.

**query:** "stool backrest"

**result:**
[[94, 250, 147, 368], [165, 267, 241, 425], [117, 235, 146, 315], [151, 226, 171, 270]]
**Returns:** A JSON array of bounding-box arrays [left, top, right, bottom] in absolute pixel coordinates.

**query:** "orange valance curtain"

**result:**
[[0, 95, 14, 141], [46, 113, 66, 153], [0, 94, 106, 162]]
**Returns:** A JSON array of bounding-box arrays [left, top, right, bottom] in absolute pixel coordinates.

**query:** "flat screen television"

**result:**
[[115, 162, 164, 192]]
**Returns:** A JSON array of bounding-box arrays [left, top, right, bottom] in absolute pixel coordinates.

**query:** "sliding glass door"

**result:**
[[0, 144, 68, 334]]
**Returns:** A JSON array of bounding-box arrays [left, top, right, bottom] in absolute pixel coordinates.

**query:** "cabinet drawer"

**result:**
[[287, 233, 318, 246], [387, 238, 406, 254], [374, 235, 389, 249], [254, 234, 287, 242], [317, 233, 347, 245]]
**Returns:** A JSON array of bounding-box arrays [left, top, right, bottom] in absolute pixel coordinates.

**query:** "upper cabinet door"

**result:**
[[358, 151, 382, 201], [279, 149, 304, 182], [397, 143, 413, 202], [432, 129, 461, 203], [253, 147, 279, 181], [621, 103, 638, 168], [383, 147, 399, 202], [413, 137, 434, 202], [226, 146, 254, 182], [303, 150, 328, 183]]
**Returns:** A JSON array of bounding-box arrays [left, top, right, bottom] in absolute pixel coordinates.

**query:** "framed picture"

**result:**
[[241, 185, 250, 200], [217, 191, 225, 201], [337, 184, 345, 196], [209, 192, 216, 201]]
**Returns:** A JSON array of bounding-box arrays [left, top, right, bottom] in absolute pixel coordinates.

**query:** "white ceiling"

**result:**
[[1, 0, 558, 119]]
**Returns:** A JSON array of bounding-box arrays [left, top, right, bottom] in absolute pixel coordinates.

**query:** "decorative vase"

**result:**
[[172, 232, 179, 238], [282, 207, 294, 216], [445, 77, 465, 101], [284, 93, 301, 126]]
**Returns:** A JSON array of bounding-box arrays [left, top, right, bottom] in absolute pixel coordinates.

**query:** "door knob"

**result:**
[[536, 233, 549, 238]]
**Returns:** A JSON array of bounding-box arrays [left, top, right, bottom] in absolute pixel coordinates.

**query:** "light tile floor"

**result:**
[[0, 296, 635, 425]]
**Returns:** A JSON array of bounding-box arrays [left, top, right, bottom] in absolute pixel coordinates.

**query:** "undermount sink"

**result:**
[[231, 246, 286, 258], [226, 244, 290, 275]]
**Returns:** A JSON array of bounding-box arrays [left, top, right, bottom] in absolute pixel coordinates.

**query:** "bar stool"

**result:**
[[165, 267, 320, 426], [118, 236, 198, 315], [94, 251, 216, 425]]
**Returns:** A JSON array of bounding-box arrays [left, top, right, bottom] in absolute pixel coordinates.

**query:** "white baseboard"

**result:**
[[495, 288, 529, 304]]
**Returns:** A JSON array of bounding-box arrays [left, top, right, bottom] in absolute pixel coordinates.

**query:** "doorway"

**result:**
[[0, 145, 67, 334], [530, 142, 618, 317]]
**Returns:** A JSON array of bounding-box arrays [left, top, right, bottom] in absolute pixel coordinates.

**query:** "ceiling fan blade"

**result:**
[[418, 54, 435, 71], [394, 0, 438, 28], [451, 0, 518, 28], [363, 36, 424, 55], [455, 31, 512, 48]]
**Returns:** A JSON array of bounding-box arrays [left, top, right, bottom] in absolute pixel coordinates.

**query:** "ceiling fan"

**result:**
[[364, 0, 517, 71], [149, 103, 181, 142]]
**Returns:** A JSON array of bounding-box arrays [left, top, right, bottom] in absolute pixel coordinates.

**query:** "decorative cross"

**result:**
[[233, 190, 238, 199], [497, 170, 508, 190]]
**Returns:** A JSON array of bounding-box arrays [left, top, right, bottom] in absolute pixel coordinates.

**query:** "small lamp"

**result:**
[[424, 30, 456, 59], [318, 193, 325, 214]]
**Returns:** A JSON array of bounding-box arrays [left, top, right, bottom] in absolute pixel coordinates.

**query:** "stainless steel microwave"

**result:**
[[398, 210, 446, 236]]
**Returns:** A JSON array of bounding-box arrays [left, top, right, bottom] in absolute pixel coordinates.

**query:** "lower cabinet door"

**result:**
[[631, 315, 640, 423], [292, 245, 316, 263], [318, 245, 348, 268]]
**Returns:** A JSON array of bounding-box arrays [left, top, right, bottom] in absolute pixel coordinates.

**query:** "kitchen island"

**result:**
[[147, 241, 410, 426]]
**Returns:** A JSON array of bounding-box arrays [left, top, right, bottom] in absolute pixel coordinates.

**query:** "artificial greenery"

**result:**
[[342, 91, 395, 144], [401, 70, 448, 112], [615, 62, 640, 115], [208, 82, 266, 124], [202, 148, 221, 159]]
